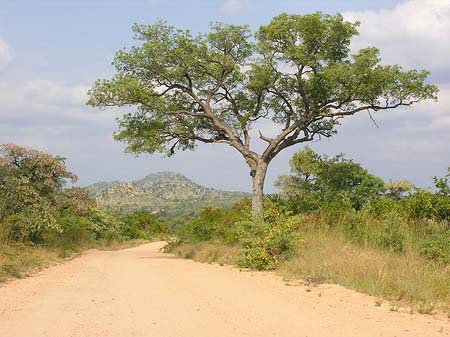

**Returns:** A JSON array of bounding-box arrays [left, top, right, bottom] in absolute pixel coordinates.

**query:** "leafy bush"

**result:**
[[364, 197, 402, 218], [403, 190, 450, 222], [45, 212, 94, 248], [0, 203, 58, 244], [377, 215, 406, 253], [120, 211, 167, 239], [419, 225, 450, 264], [237, 215, 302, 270], [84, 208, 121, 240], [175, 204, 247, 243]]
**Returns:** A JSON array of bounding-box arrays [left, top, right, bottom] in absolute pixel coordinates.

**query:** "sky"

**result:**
[[0, 0, 449, 193]]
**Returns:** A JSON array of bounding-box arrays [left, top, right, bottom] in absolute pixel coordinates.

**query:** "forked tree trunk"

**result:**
[[251, 161, 268, 218]]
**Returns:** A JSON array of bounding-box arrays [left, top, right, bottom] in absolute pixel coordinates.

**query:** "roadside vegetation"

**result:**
[[2, 143, 449, 314], [0, 144, 168, 282], [167, 147, 450, 313]]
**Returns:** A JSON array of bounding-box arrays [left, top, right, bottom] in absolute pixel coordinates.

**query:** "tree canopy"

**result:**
[[0, 144, 78, 240], [275, 147, 386, 210], [87, 12, 438, 216]]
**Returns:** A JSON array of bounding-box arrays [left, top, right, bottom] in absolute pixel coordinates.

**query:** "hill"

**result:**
[[86, 172, 248, 216]]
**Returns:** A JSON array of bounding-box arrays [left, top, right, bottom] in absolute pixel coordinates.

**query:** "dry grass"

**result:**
[[0, 244, 65, 282], [0, 239, 149, 283], [167, 241, 240, 266], [92, 239, 149, 251], [278, 229, 450, 313]]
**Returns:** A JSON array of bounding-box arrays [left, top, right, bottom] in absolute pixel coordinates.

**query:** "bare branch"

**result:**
[[367, 110, 379, 128], [258, 130, 273, 143]]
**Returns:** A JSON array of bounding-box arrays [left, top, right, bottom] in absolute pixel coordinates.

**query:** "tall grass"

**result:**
[[0, 244, 63, 282], [279, 228, 450, 313]]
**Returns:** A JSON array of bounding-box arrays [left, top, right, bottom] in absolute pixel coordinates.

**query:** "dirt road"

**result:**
[[0, 242, 448, 337]]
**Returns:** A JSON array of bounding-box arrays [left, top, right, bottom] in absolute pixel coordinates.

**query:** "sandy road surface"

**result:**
[[0, 242, 448, 337]]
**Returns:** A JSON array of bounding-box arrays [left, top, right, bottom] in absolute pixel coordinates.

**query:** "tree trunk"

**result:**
[[251, 161, 268, 218]]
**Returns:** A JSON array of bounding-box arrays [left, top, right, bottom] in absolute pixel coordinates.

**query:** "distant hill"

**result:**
[[86, 172, 248, 216]]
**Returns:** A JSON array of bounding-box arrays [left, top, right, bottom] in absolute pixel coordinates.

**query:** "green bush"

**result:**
[[0, 203, 57, 244], [175, 204, 247, 243], [419, 225, 450, 264], [237, 215, 302, 270], [364, 197, 402, 218], [175, 206, 225, 242], [402, 190, 450, 222], [377, 215, 406, 253], [86, 208, 121, 240], [45, 212, 94, 248], [120, 211, 167, 239]]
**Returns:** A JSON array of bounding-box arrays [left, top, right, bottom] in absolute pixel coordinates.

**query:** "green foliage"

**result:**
[[363, 197, 401, 217], [274, 149, 450, 262], [0, 144, 166, 249], [433, 168, 450, 196], [0, 144, 77, 242], [85, 208, 121, 240], [376, 215, 406, 253], [1, 203, 57, 243], [120, 211, 167, 239], [175, 204, 246, 243], [403, 189, 450, 222], [237, 215, 301, 270], [88, 13, 436, 158], [47, 212, 95, 248], [419, 225, 450, 265], [0, 144, 77, 200], [174, 199, 301, 271], [276, 147, 385, 211], [88, 14, 437, 216]]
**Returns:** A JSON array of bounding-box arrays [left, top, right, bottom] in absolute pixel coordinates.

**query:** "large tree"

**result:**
[[0, 144, 77, 240], [87, 13, 438, 217]]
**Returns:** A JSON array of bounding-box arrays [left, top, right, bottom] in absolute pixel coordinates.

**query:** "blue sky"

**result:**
[[0, 0, 449, 192]]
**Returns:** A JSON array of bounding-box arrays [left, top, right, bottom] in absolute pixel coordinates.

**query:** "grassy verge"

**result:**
[[0, 239, 148, 283], [279, 229, 450, 314], [167, 241, 240, 266], [167, 232, 450, 314]]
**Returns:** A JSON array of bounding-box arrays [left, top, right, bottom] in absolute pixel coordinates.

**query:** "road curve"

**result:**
[[0, 242, 448, 337]]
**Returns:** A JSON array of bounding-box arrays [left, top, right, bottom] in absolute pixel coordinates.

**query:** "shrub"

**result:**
[[120, 211, 168, 239], [364, 197, 402, 218], [237, 215, 302, 270], [377, 215, 406, 253], [402, 190, 450, 222], [86, 208, 121, 240], [419, 225, 450, 264], [0, 203, 58, 244], [46, 212, 94, 248], [175, 204, 246, 243]]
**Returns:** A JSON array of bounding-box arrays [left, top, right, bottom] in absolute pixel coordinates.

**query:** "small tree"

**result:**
[[88, 13, 438, 217]]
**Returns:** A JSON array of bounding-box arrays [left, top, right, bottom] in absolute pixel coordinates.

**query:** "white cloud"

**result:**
[[343, 0, 450, 71], [23, 80, 89, 107], [0, 79, 118, 121], [222, 0, 251, 15], [0, 38, 13, 70]]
